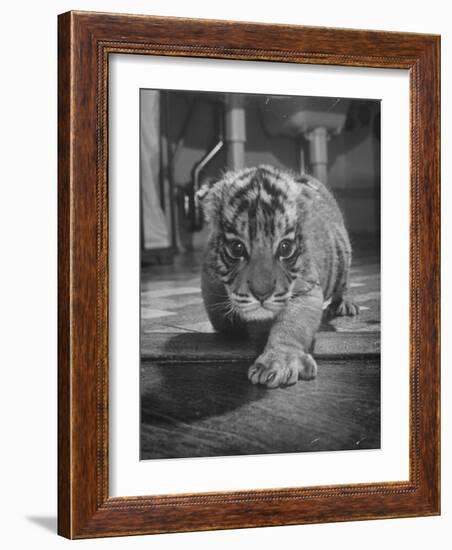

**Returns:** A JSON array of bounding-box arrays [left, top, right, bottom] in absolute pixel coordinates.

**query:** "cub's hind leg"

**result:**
[[325, 243, 359, 319], [325, 293, 360, 318]]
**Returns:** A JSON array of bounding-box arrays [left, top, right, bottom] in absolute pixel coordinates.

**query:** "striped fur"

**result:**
[[200, 165, 358, 387]]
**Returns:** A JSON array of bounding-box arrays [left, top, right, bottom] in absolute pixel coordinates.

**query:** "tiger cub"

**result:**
[[200, 165, 359, 388]]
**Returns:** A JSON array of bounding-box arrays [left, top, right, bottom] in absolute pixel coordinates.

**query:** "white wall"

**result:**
[[0, 1, 449, 548]]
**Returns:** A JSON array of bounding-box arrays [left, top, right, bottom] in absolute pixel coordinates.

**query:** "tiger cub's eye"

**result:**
[[278, 239, 295, 259], [227, 240, 246, 259]]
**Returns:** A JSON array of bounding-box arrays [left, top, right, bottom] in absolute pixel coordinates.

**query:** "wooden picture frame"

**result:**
[[58, 11, 440, 539]]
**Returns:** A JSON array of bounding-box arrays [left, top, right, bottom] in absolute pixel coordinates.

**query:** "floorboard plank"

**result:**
[[141, 331, 380, 361]]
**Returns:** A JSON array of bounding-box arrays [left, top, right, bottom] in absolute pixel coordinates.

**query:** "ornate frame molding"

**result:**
[[58, 11, 440, 538]]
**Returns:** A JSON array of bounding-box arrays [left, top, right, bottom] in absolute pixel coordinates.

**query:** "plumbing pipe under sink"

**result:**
[[224, 94, 246, 170], [190, 95, 247, 231], [258, 96, 350, 184]]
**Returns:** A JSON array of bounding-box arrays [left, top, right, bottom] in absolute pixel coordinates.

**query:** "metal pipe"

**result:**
[[193, 139, 224, 193], [305, 126, 329, 184], [224, 95, 246, 170], [190, 104, 224, 230]]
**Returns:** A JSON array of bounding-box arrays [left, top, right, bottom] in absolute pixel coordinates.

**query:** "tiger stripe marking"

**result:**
[[200, 165, 359, 387]]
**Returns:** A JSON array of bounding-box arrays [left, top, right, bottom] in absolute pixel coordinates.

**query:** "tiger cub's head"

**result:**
[[201, 165, 310, 321]]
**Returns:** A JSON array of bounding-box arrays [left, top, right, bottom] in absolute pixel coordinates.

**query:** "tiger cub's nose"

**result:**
[[248, 278, 276, 303]]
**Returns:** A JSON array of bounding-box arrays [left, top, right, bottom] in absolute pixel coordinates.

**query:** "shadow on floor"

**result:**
[[26, 516, 57, 534], [141, 360, 267, 426]]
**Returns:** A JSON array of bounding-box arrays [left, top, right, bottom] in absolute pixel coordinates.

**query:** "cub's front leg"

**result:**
[[248, 286, 323, 388]]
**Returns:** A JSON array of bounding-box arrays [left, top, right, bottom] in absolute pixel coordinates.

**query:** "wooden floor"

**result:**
[[140, 241, 381, 460], [141, 358, 380, 459]]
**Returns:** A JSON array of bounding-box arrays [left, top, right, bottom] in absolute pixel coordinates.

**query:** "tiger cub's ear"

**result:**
[[196, 178, 225, 225], [195, 180, 212, 201], [295, 178, 318, 221]]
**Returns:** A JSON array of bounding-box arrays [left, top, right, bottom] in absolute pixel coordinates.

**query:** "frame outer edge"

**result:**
[[421, 36, 441, 514], [436, 35, 441, 516], [409, 37, 441, 516], [57, 11, 441, 538], [57, 11, 73, 539]]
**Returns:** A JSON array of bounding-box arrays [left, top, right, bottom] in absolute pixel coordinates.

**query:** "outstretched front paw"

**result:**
[[248, 346, 317, 388]]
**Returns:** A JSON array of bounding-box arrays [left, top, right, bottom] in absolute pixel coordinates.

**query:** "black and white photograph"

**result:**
[[140, 89, 381, 460]]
